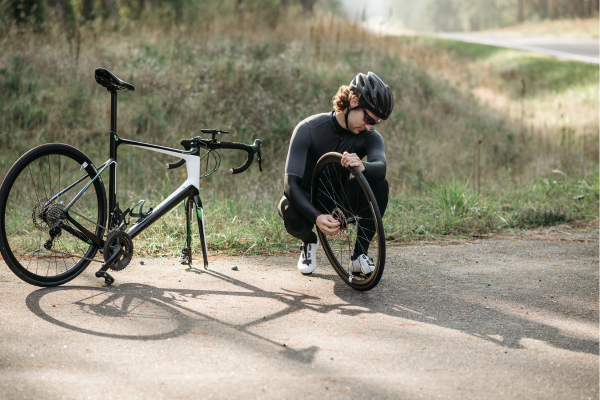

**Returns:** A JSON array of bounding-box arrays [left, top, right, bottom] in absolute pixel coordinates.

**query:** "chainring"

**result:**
[[103, 229, 134, 271]]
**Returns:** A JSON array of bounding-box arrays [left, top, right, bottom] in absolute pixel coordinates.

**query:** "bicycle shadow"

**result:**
[[25, 267, 339, 363], [25, 262, 597, 365]]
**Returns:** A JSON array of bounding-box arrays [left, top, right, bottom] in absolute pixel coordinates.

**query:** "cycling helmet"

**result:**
[[349, 72, 394, 120]]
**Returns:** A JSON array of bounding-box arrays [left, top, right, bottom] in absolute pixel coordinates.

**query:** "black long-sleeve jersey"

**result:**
[[284, 111, 387, 224]]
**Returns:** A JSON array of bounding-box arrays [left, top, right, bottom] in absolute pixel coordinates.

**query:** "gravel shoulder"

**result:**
[[0, 227, 597, 399]]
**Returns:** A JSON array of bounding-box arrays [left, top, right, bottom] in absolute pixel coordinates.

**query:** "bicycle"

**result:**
[[0, 68, 262, 287], [0, 68, 385, 291]]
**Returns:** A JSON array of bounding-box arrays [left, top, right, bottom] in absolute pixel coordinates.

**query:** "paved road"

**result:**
[[435, 33, 599, 64], [0, 227, 598, 399]]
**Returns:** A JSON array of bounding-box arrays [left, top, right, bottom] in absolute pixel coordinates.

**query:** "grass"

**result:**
[[129, 170, 598, 257], [0, 15, 597, 256]]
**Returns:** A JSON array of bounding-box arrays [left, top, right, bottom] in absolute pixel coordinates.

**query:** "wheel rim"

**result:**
[[312, 154, 384, 288], [1, 150, 104, 281]]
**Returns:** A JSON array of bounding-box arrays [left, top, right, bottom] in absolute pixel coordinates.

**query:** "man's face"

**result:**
[[347, 96, 380, 134]]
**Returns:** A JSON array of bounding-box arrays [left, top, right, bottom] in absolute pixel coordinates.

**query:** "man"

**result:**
[[278, 71, 394, 275]]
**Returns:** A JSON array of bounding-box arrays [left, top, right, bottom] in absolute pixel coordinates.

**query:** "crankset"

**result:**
[[103, 229, 134, 271]]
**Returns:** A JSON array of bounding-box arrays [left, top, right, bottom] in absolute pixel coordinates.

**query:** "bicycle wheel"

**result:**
[[0, 144, 107, 287], [311, 152, 385, 291]]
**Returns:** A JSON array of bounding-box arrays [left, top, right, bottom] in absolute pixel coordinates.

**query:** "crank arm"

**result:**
[[101, 245, 125, 270]]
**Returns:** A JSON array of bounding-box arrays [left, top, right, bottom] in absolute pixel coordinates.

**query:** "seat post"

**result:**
[[108, 89, 118, 229], [110, 90, 117, 135]]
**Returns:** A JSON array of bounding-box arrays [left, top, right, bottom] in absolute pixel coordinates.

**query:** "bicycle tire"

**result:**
[[311, 152, 385, 291], [0, 144, 107, 287]]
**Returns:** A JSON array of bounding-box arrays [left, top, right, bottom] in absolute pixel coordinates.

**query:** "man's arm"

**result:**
[[284, 123, 322, 224], [361, 132, 386, 181], [285, 176, 340, 235], [284, 175, 320, 223]]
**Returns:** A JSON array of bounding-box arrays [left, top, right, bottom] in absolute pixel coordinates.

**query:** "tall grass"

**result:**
[[132, 170, 598, 256]]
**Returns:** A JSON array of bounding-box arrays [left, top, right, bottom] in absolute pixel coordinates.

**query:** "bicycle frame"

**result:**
[[59, 89, 210, 268]]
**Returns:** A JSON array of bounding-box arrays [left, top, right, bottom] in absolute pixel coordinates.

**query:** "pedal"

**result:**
[[95, 270, 115, 285], [178, 247, 192, 265]]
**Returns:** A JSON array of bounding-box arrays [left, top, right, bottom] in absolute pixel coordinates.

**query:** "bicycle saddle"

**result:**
[[95, 68, 135, 91]]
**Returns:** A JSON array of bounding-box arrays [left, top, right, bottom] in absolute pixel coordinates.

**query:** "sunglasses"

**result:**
[[350, 105, 380, 126]]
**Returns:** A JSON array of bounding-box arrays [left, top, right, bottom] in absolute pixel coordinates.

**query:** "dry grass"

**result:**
[[0, 14, 597, 254]]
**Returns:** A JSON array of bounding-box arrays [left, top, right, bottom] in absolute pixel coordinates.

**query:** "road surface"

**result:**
[[0, 225, 598, 399], [435, 33, 599, 64]]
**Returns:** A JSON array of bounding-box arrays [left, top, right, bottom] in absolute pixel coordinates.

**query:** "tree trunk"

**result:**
[[549, 0, 558, 19], [300, 0, 314, 16], [236, 0, 243, 19], [49, 0, 68, 24], [518, 0, 524, 22], [103, 0, 118, 21]]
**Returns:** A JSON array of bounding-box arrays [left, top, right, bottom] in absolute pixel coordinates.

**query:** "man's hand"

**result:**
[[341, 152, 365, 172], [316, 214, 340, 236]]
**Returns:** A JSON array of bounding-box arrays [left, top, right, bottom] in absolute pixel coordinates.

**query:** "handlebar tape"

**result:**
[[166, 158, 186, 170], [166, 139, 193, 169], [216, 139, 262, 174]]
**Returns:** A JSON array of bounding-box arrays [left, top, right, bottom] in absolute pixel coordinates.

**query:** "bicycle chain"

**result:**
[[48, 248, 104, 263]]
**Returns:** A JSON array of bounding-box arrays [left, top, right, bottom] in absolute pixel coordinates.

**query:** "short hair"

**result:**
[[332, 85, 360, 113]]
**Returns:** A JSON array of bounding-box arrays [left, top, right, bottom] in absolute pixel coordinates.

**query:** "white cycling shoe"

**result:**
[[297, 241, 319, 275], [349, 254, 376, 275]]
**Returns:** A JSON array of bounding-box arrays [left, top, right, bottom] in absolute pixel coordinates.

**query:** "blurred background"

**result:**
[[0, 0, 597, 253], [340, 0, 598, 32]]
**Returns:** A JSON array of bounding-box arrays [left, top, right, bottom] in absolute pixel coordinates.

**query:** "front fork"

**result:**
[[180, 195, 209, 269]]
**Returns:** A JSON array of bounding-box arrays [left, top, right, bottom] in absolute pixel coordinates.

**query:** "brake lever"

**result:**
[[257, 149, 263, 172]]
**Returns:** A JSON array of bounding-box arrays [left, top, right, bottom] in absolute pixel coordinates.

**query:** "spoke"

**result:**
[[37, 157, 48, 199], [334, 165, 356, 215], [10, 182, 38, 203], [318, 177, 353, 217], [26, 164, 42, 201]]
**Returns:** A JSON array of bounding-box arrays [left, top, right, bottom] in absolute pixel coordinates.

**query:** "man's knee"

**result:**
[[278, 196, 313, 235]]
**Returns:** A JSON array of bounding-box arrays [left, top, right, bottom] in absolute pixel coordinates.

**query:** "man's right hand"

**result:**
[[316, 214, 341, 236]]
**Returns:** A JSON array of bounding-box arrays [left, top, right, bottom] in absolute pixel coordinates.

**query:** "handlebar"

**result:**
[[216, 139, 262, 174], [166, 138, 263, 175]]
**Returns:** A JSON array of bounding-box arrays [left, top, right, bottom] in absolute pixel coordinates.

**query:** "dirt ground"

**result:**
[[0, 225, 598, 399]]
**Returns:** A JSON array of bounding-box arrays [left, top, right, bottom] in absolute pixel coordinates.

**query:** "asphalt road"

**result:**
[[435, 33, 599, 64], [0, 226, 598, 399]]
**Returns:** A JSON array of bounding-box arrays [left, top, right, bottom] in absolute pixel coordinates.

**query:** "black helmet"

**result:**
[[349, 72, 394, 120]]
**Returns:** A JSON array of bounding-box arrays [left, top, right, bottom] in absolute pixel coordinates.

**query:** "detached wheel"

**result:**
[[311, 152, 385, 291], [0, 144, 107, 287]]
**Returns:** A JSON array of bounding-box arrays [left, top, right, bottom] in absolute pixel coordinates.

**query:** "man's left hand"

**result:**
[[341, 152, 365, 172]]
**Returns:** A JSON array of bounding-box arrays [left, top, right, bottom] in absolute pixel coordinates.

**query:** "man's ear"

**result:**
[[349, 95, 359, 108]]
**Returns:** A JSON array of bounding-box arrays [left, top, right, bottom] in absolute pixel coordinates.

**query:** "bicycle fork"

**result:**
[[179, 195, 209, 269]]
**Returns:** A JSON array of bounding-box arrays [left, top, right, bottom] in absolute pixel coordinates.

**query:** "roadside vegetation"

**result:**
[[0, 6, 597, 256]]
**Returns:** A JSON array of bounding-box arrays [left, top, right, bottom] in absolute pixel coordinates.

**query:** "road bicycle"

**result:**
[[0, 68, 385, 291]]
